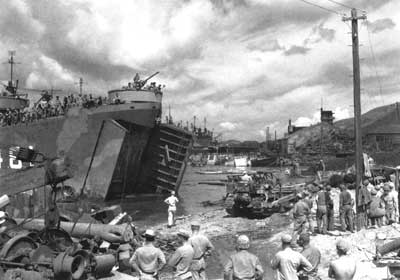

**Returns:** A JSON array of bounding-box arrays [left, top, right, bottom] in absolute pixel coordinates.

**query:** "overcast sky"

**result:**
[[0, 0, 399, 141]]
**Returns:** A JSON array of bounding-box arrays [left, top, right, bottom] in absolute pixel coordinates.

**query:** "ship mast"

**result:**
[[4, 50, 21, 95], [79, 77, 84, 95], [343, 9, 366, 230]]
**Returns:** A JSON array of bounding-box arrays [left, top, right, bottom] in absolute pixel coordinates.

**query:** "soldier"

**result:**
[[315, 185, 328, 234], [297, 233, 321, 280], [368, 188, 385, 228], [130, 229, 166, 280], [328, 239, 356, 280], [271, 234, 313, 280], [224, 235, 263, 280], [357, 179, 372, 228], [164, 191, 179, 228], [189, 221, 214, 280], [293, 192, 310, 240], [389, 182, 399, 221], [325, 185, 334, 231], [339, 184, 354, 232], [381, 184, 397, 225], [241, 171, 252, 182], [303, 188, 314, 234], [169, 229, 194, 280]]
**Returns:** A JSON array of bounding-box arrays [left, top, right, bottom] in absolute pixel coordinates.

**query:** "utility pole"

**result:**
[[320, 107, 323, 159], [343, 8, 366, 231]]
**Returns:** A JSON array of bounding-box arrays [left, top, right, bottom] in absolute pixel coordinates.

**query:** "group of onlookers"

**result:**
[[130, 222, 214, 280], [0, 93, 107, 126], [292, 177, 398, 237]]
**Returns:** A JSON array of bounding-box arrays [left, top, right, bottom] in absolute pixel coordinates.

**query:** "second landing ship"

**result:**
[[0, 54, 192, 200]]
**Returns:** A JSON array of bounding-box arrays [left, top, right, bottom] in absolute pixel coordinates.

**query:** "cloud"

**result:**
[[219, 122, 238, 131], [365, 18, 396, 33], [0, 0, 399, 141], [284, 45, 311, 56]]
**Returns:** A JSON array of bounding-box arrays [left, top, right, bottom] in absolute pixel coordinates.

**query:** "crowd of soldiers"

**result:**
[[130, 222, 353, 280], [292, 178, 398, 238], [130, 222, 214, 280], [0, 93, 107, 126]]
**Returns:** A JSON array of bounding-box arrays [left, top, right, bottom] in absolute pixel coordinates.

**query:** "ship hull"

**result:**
[[0, 102, 160, 197]]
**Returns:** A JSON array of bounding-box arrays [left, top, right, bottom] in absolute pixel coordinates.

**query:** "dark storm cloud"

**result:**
[[364, 18, 396, 33], [246, 39, 283, 52], [315, 23, 335, 42], [284, 45, 311, 56], [318, 62, 353, 88]]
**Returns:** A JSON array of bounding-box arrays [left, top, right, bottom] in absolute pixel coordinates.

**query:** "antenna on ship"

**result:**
[[2, 50, 21, 95], [75, 77, 85, 95]]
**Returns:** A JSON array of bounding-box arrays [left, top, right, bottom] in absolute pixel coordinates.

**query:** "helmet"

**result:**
[[237, 235, 250, 249], [191, 221, 201, 228], [143, 229, 156, 238], [336, 239, 350, 253], [281, 234, 292, 244]]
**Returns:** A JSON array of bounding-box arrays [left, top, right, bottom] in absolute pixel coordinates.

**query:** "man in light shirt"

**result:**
[[271, 234, 313, 280], [189, 221, 214, 280], [130, 229, 166, 280], [164, 191, 179, 228], [224, 235, 263, 280], [169, 229, 194, 280]]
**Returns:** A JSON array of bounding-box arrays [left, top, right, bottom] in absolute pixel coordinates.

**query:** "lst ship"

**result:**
[[0, 52, 192, 200]]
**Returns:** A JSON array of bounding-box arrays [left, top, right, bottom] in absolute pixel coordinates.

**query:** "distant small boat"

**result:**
[[234, 157, 249, 167], [196, 170, 224, 175], [206, 154, 217, 165], [250, 157, 276, 167]]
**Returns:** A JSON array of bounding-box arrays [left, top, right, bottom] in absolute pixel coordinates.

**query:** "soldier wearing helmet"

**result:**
[[381, 183, 397, 225], [130, 229, 166, 280], [189, 221, 214, 280], [169, 229, 194, 280], [271, 234, 313, 280], [292, 191, 311, 241], [224, 235, 263, 280]]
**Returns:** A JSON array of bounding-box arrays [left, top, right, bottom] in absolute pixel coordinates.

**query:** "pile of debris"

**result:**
[[0, 196, 139, 280]]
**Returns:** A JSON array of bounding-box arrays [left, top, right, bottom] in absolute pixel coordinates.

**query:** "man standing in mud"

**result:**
[[130, 229, 166, 279], [297, 233, 321, 280], [315, 185, 330, 234], [189, 221, 214, 280], [271, 234, 313, 280], [328, 239, 356, 280], [381, 184, 397, 225], [224, 235, 263, 280], [339, 184, 354, 232], [169, 229, 194, 280], [293, 192, 310, 240], [325, 185, 334, 231], [164, 191, 179, 228], [357, 180, 372, 228]]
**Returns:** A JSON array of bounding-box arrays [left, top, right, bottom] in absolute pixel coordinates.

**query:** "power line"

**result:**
[[364, 20, 385, 106], [324, 0, 365, 13], [297, 0, 342, 16], [324, 0, 352, 10]]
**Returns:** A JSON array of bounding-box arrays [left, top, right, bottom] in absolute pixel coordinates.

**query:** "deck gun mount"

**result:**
[[133, 71, 159, 90]]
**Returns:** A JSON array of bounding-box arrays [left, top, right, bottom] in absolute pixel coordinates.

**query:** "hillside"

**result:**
[[288, 102, 400, 153], [335, 102, 400, 135]]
